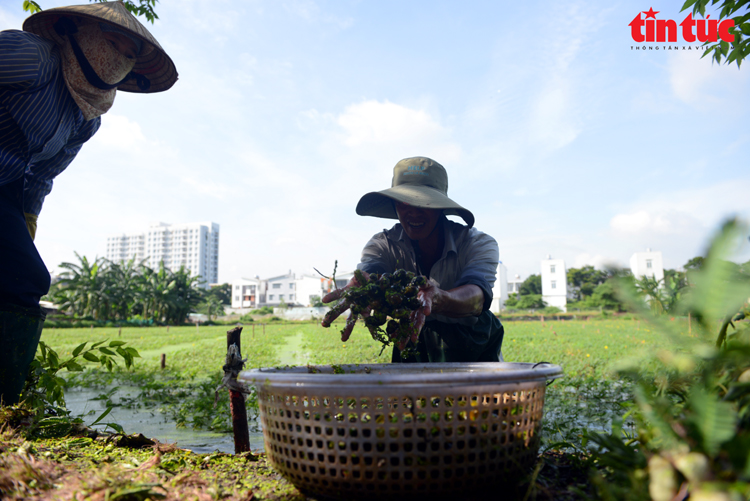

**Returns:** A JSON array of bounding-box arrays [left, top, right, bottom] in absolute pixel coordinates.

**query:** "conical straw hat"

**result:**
[[23, 1, 177, 93]]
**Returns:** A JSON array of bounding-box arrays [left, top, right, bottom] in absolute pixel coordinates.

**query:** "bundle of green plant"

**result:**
[[321, 269, 426, 359]]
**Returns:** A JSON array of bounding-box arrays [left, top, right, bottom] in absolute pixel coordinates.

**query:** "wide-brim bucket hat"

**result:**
[[23, 1, 177, 93], [356, 157, 475, 228]]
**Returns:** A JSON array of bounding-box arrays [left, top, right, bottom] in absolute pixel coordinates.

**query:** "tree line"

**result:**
[[502, 256, 749, 313], [46, 253, 230, 324]]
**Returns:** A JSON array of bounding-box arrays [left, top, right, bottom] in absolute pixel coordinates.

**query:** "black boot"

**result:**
[[0, 304, 46, 406]]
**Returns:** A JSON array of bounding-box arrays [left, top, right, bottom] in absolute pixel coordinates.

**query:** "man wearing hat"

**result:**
[[322, 157, 504, 363], [0, 2, 177, 405]]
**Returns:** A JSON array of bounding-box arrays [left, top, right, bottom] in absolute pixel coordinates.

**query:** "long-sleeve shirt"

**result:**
[[0, 30, 100, 216]]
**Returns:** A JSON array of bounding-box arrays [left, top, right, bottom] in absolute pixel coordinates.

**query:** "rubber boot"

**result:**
[[0, 304, 46, 406]]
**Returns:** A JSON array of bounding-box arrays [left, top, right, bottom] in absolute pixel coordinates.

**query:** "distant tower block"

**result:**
[[541, 255, 567, 312], [491, 262, 508, 313], [630, 248, 664, 282]]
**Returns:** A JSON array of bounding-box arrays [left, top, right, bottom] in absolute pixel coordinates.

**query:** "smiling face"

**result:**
[[395, 202, 442, 243]]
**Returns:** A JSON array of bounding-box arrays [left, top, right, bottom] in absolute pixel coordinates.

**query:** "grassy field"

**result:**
[[41, 316, 687, 380]]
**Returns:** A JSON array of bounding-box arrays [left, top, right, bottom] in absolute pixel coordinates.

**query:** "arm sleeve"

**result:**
[[357, 231, 393, 275], [0, 30, 54, 90], [23, 117, 101, 215], [453, 231, 499, 312]]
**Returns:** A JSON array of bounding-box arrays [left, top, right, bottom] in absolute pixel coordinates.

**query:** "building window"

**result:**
[[551, 280, 557, 289], [235, 296, 239, 301], [279, 294, 284, 300], [550, 265, 556, 273], [269, 295, 274, 300], [289, 283, 294, 289], [272, 283, 281, 289], [289, 294, 294, 300]]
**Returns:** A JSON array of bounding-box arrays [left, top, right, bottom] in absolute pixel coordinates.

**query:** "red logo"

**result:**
[[629, 7, 735, 43]]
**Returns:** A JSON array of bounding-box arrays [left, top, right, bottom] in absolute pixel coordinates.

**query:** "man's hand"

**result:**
[[320, 271, 370, 341]]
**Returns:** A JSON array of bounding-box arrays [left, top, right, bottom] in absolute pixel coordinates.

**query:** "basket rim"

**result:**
[[239, 362, 563, 388]]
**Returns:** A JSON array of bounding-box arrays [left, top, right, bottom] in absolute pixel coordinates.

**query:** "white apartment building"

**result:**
[[490, 262, 508, 313], [630, 248, 664, 282], [106, 222, 219, 288], [541, 256, 567, 312]]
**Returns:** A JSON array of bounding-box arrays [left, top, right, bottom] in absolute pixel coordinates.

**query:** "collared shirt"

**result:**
[[357, 217, 499, 325], [0, 30, 100, 216]]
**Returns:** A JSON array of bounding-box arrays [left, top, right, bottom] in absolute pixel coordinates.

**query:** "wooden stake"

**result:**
[[167, 325, 170, 332], [226, 326, 250, 454], [118, 327, 122, 337], [688, 312, 692, 335], [160, 353, 166, 369]]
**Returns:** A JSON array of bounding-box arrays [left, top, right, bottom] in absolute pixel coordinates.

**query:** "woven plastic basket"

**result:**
[[240, 362, 563, 500]]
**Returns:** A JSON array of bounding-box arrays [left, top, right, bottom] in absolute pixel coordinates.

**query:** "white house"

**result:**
[[541, 256, 567, 312], [507, 274, 524, 296], [266, 271, 296, 306], [490, 262, 508, 313], [630, 248, 664, 282], [231, 277, 261, 309]]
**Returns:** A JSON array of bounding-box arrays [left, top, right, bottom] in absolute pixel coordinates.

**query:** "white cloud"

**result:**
[[573, 253, 611, 270], [528, 83, 580, 150], [610, 178, 750, 239], [668, 50, 749, 107], [610, 210, 691, 235], [90, 114, 147, 150], [335, 100, 461, 162]]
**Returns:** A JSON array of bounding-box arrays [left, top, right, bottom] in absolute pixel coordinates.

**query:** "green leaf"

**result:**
[[71, 342, 87, 357], [47, 351, 59, 370], [83, 352, 100, 363], [90, 406, 112, 426], [688, 387, 737, 456], [65, 360, 84, 372], [108, 341, 127, 347], [98, 347, 116, 356], [103, 422, 125, 434], [681, 0, 699, 12]]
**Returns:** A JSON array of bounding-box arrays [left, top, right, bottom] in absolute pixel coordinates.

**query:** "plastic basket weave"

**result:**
[[240, 362, 563, 500]]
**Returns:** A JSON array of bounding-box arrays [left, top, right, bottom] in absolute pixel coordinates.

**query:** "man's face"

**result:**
[[395, 202, 441, 243], [102, 31, 138, 60]]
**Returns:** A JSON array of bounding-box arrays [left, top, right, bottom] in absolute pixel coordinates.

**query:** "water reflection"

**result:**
[[64, 386, 265, 454]]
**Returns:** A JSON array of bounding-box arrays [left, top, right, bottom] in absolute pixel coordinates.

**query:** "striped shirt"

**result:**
[[0, 30, 100, 216]]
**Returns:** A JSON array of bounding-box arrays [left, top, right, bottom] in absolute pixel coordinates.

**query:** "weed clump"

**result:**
[[322, 269, 427, 359]]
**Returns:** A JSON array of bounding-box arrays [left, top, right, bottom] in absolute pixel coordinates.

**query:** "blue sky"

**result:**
[[2, 0, 749, 283]]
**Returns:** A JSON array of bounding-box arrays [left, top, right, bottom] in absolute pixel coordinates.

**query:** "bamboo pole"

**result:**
[[160, 353, 166, 369], [226, 326, 250, 453]]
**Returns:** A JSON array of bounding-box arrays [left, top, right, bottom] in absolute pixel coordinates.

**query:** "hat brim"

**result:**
[[356, 184, 475, 228], [23, 3, 177, 93]]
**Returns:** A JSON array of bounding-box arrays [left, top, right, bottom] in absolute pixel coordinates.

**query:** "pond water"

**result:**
[[65, 386, 265, 454]]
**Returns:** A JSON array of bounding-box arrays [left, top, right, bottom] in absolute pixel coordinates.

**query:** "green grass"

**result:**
[[40, 317, 693, 443], [41, 317, 689, 379]]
